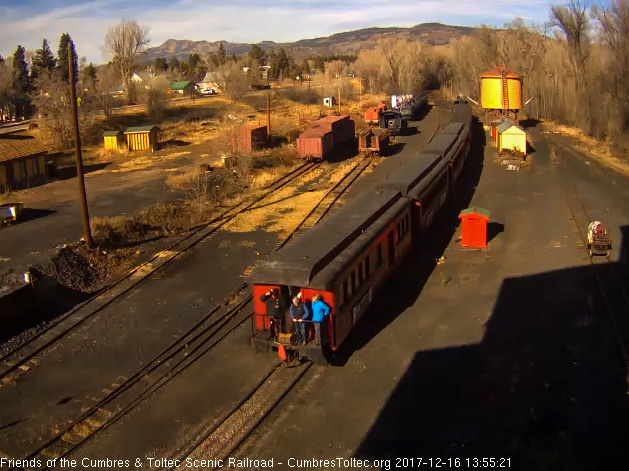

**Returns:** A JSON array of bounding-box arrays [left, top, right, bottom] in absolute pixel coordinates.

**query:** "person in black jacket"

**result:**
[[290, 295, 311, 345], [260, 289, 283, 339]]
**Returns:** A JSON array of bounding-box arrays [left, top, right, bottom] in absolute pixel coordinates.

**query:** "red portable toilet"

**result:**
[[459, 206, 491, 248]]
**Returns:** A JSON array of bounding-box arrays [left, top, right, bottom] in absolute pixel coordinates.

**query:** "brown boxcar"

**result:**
[[296, 129, 335, 160], [231, 125, 268, 153], [317, 115, 355, 147]]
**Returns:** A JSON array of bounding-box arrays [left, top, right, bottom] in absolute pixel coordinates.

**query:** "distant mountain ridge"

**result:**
[[143, 23, 474, 61]]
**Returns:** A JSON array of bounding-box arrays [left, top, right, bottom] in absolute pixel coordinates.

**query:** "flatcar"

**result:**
[[249, 100, 473, 363]]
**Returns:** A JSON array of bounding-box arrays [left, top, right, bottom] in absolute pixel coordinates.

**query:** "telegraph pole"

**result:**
[[266, 91, 271, 138], [338, 86, 341, 114], [68, 43, 93, 248]]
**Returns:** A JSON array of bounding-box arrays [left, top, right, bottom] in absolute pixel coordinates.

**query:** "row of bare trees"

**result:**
[[451, 0, 629, 145], [352, 40, 453, 96]]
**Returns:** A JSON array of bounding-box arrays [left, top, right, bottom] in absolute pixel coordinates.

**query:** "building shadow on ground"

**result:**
[[161, 139, 191, 148], [330, 119, 487, 366], [13, 208, 56, 224], [52, 162, 111, 181], [487, 222, 505, 244], [520, 118, 541, 130], [353, 216, 629, 470]]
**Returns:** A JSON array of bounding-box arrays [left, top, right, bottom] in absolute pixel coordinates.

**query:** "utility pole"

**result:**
[[308, 78, 311, 108], [338, 86, 341, 114], [68, 42, 93, 248], [266, 91, 271, 138], [359, 78, 362, 110]]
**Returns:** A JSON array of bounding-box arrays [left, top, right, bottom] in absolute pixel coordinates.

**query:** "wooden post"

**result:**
[[266, 91, 271, 138], [308, 79, 311, 108], [359, 78, 362, 109], [68, 43, 93, 248], [338, 86, 341, 114]]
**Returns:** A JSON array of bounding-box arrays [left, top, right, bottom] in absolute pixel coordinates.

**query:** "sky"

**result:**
[[0, 0, 607, 64]]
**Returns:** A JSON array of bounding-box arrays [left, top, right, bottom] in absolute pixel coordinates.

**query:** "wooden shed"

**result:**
[[0, 133, 48, 194], [103, 130, 124, 150], [496, 122, 526, 153], [124, 126, 161, 152]]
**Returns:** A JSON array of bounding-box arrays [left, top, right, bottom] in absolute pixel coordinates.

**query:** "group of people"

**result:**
[[260, 289, 330, 346]]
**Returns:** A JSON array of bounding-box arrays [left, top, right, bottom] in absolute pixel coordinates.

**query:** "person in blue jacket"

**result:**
[[310, 294, 331, 347], [290, 295, 311, 345]]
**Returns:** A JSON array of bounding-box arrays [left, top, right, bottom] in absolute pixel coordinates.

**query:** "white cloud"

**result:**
[[0, 0, 554, 62]]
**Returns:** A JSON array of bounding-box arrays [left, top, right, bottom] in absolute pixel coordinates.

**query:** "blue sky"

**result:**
[[0, 0, 606, 63]]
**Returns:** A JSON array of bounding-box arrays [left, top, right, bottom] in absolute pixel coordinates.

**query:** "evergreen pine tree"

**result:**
[[0, 55, 4, 65], [217, 43, 227, 65], [34, 39, 57, 72], [81, 62, 97, 89], [12, 45, 29, 95], [57, 33, 78, 83]]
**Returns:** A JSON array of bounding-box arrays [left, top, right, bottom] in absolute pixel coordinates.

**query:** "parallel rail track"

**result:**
[[0, 162, 318, 384], [166, 361, 313, 471], [554, 143, 629, 365], [4, 157, 367, 467], [12, 285, 255, 470], [277, 156, 373, 251]]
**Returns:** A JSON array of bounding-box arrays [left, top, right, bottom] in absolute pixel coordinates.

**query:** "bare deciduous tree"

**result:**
[[104, 20, 150, 105]]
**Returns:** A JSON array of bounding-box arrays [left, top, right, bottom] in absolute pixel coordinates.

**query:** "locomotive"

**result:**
[[249, 100, 473, 363]]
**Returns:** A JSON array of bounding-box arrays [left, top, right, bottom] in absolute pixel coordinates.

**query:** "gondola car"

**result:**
[[249, 100, 473, 363]]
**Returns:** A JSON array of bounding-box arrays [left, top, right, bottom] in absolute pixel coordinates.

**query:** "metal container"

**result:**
[[296, 131, 335, 160], [231, 125, 268, 153]]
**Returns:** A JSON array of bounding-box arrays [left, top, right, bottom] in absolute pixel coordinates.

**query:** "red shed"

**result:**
[[459, 206, 491, 248]]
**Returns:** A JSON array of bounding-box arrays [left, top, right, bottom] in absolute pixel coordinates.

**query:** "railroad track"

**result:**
[[277, 156, 373, 251], [156, 158, 372, 467], [426, 105, 445, 146], [0, 162, 319, 385], [554, 143, 629, 365], [165, 361, 313, 471], [10, 284, 255, 471]]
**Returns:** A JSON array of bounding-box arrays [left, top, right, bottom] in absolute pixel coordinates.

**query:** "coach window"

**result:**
[[365, 257, 370, 280], [351, 271, 356, 292], [342, 280, 348, 303], [376, 244, 382, 267]]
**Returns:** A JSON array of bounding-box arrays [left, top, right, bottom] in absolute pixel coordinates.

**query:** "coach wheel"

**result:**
[[588, 249, 593, 258], [606, 251, 611, 260]]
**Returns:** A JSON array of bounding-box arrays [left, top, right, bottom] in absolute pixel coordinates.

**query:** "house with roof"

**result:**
[[0, 133, 48, 194], [169, 80, 197, 96], [197, 72, 223, 93]]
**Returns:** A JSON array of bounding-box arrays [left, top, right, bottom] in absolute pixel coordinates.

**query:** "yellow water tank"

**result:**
[[479, 66, 523, 110]]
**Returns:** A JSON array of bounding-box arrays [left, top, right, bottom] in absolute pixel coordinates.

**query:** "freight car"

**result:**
[[399, 93, 428, 121], [296, 114, 356, 161], [378, 110, 407, 136], [364, 103, 387, 126], [357, 128, 390, 157], [250, 100, 473, 364]]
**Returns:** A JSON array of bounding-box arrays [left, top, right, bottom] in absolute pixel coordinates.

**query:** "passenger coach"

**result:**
[[249, 100, 473, 363]]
